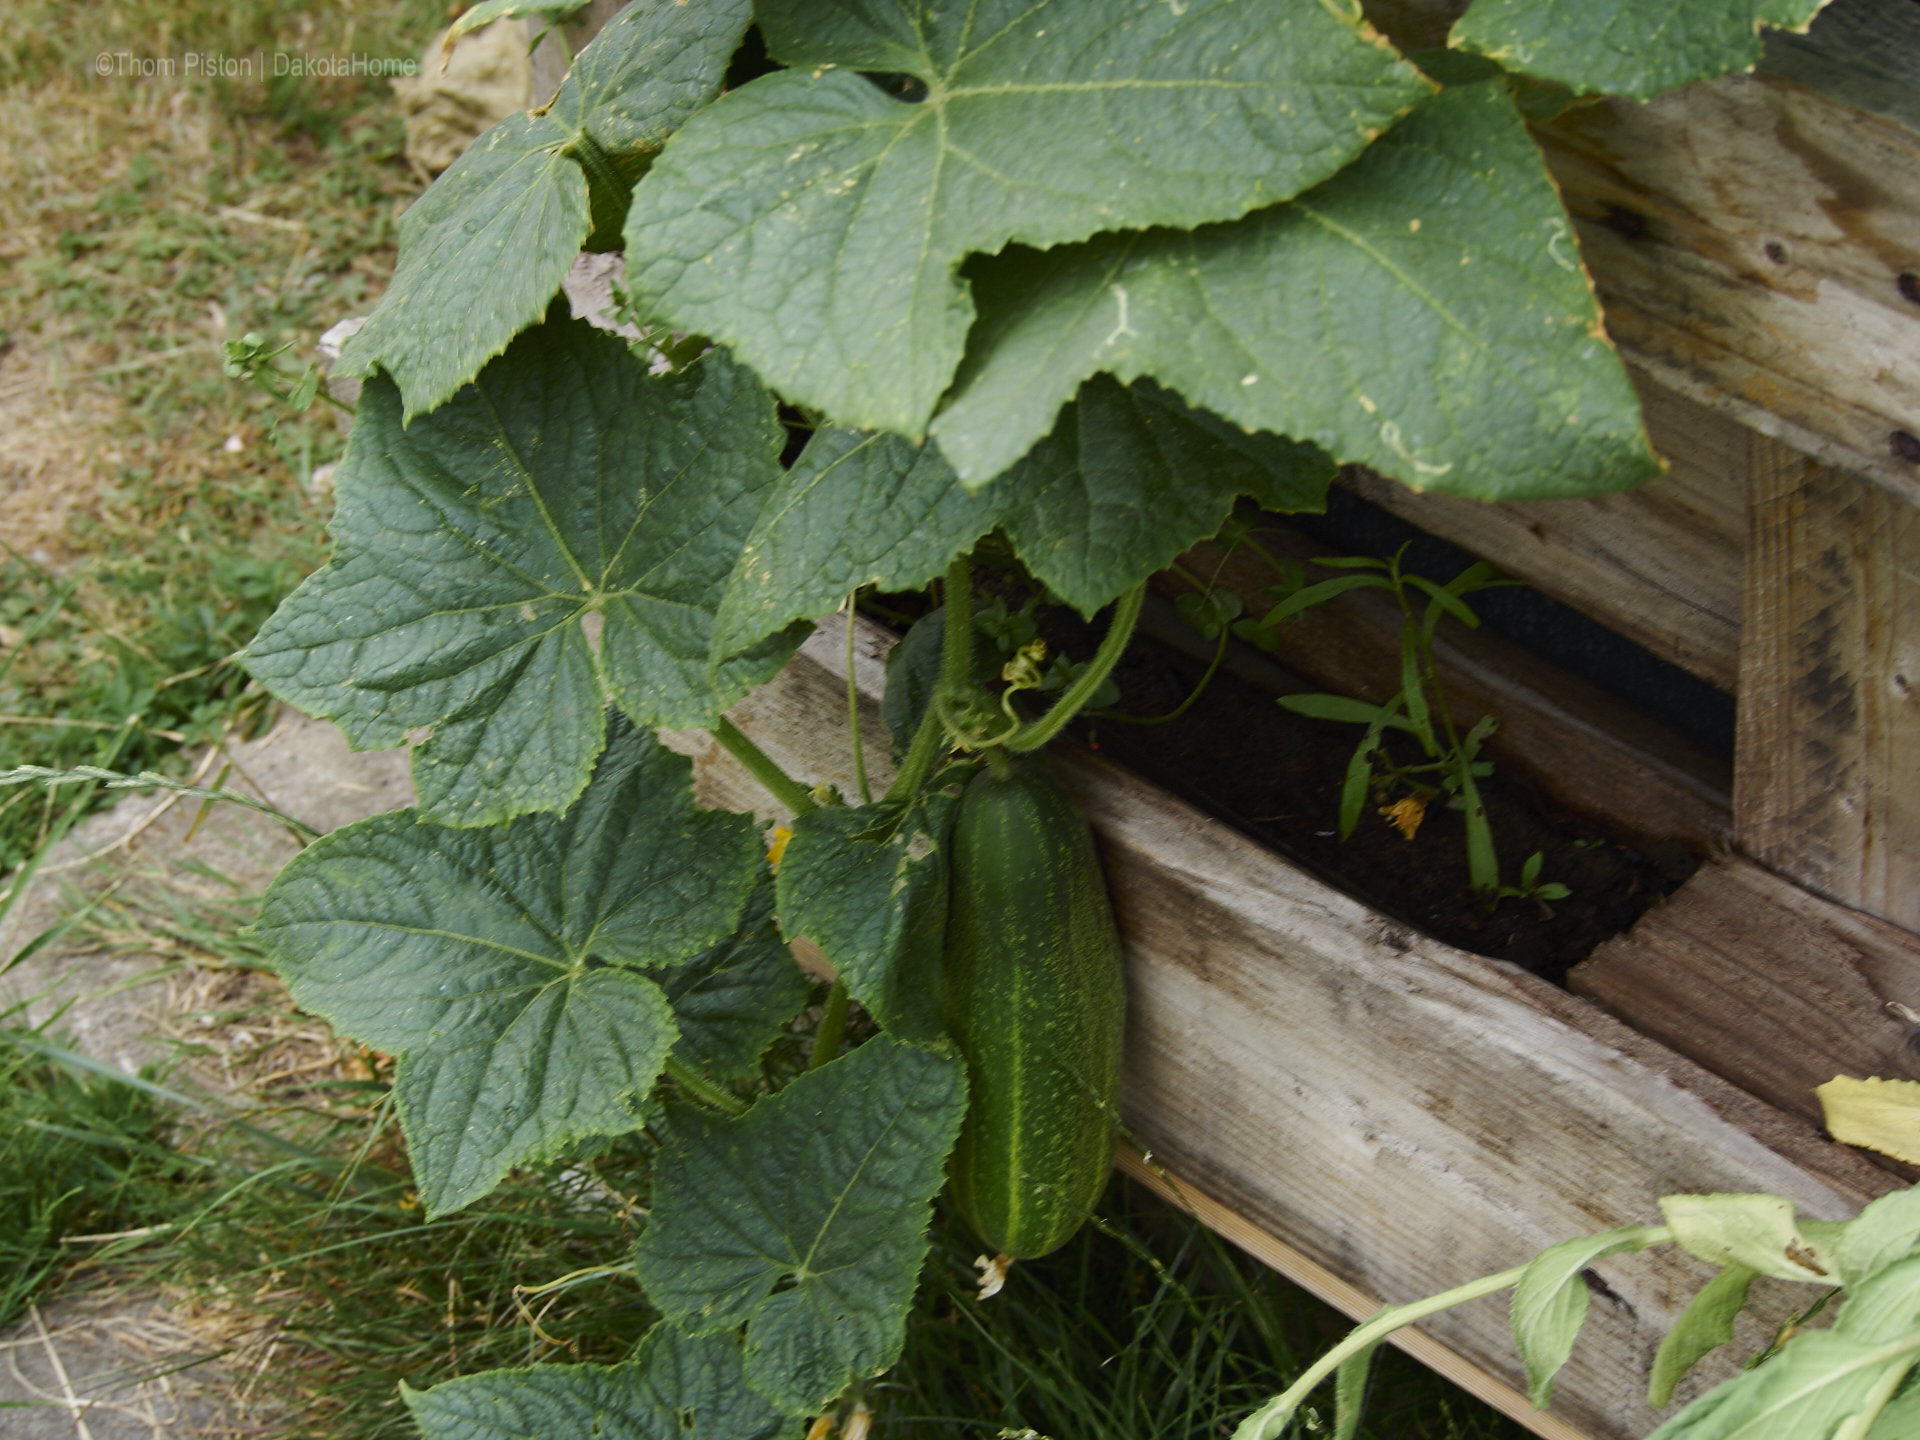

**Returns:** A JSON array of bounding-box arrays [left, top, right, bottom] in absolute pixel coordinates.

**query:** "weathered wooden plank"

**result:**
[[1337, 375, 1746, 691], [1735, 443, 1920, 932], [1170, 523, 1732, 849], [684, 614, 1894, 1440], [1533, 72, 1920, 509], [1760, 0, 1920, 135], [1071, 752, 1887, 1440], [1570, 854, 1920, 1136], [1353, 0, 1920, 507], [1115, 1147, 1594, 1440]]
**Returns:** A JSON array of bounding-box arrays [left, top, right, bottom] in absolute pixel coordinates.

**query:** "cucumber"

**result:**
[[940, 757, 1125, 1259]]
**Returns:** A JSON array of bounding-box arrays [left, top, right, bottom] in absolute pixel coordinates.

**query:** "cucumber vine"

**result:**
[[202, 0, 1839, 1432]]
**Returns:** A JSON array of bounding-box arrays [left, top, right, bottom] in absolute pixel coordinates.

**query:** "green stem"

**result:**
[[712, 716, 816, 815], [881, 705, 946, 805], [1236, 1223, 1674, 1440], [1005, 584, 1146, 754], [845, 598, 872, 805], [515, 1263, 636, 1301], [939, 556, 975, 706], [1096, 622, 1228, 728], [0, 719, 152, 936], [810, 981, 849, 1070], [1233, 1265, 1532, 1440], [662, 1056, 747, 1118], [1236, 531, 1291, 579]]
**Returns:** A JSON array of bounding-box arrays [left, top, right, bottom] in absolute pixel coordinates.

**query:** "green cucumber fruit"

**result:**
[[940, 757, 1125, 1259]]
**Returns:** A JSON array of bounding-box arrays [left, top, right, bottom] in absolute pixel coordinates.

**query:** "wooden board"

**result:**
[[676, 614, 1896, 1440], [1337, 375, 1746, 692], [1761, 0, 1920, 141], [1571, 854, 1920, 1139], [1534, 72, 1920, 510], [1168, 522, 1732, 850], [1357, 0, 1920, 508], [1735, 444, 1920, 933]]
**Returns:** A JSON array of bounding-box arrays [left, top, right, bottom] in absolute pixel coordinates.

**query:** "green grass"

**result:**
[[0, 1023, 206, 1329], [889, 1180, 1530, 1440], [0, 0, 446, 872], [11, 869, 1532, 1440]]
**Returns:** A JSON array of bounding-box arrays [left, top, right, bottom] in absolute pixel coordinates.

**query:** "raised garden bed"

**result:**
[[242, 1, 1920, 1432], [670, 611, 1898, 1440]]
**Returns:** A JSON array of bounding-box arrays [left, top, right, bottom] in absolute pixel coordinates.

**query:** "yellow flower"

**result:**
[[767, 825, 793, 872], [1379, 795, 1427, 840]]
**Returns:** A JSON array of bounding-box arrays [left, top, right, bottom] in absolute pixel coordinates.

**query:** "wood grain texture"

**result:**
[[1533, 72, 1920, 509], [688, 614, 1894, 1440], [1354, 0, 1920, 506], [1570, 854, 1920, 1135], [1338, 376, 1746, 691], [1170, 523, 1732, 849], [1735, 445, 1920, 931], [1760, 0, 1920, 135]]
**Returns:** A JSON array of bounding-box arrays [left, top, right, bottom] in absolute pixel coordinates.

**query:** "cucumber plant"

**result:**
[[224, 0, 1837, 1431]]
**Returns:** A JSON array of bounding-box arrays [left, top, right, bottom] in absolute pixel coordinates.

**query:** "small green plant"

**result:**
[[1497, 850, 1571, 908], [1237, 546, 1553, 903], [223, 331, 356, 423], [1237, 1183, 1920, 1440]]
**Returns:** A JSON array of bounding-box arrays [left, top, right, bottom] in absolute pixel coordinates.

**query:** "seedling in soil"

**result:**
[[1496, 850, 1573, 912], [1238, 547, 1560, 904]]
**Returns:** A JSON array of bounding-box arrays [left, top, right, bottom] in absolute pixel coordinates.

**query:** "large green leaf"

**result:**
[[774, 773, 970, 1043], [711, 379, 1331, 662], [248, 316, 801, 828], [632, 1038, 968, 1415], [711, 429, 1000, 663], [1867, 1377, 1920, 1439], [932, 82, 1661, 501], [660, 871, 810, 1080], [1509, 1225, 1661, 1409], [1837, 1255, 1920, 1345], [997, 376, 1333, 617], [1644, 1331, 1920, 1440], [336, 0, 752, 418], [254, 719, 761, 1217], [404, 1324, 797, 1440], [625, 0, 1430, 437], [1451, 0, 1834, 102], [1659, 1193, 1841, 1286], [1837, 1187, 1920, 1292]]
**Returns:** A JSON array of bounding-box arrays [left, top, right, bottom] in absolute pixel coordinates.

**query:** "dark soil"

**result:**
[[1040, 613, 1698, 986]]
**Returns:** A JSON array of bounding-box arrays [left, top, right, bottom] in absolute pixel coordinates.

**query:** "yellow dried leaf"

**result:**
[[1816, 1074, 1920, 1164], [1380, 795, 1427, 840]]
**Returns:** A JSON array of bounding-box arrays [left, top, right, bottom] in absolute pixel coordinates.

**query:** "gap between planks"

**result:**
[[1167, 516, 1731, 852]]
